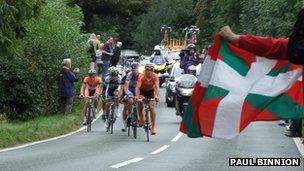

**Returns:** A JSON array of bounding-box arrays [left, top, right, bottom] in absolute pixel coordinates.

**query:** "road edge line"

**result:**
[[0, 111, 103, 153], [293, 137, 304, 158]]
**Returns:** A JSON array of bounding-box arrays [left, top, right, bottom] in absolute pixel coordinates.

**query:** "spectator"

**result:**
[[101, 36, 114, 80], [87, 33, 99, 63], [58, 58, 80, 114], [111, 39, 122, 67], [96, 45, 103, 75]]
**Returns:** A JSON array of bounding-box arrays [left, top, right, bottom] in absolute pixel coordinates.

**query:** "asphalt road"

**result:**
[[0, 89, 303, 171]]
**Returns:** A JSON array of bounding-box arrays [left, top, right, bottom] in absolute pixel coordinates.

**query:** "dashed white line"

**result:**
[[293, 138, 304, 158], [150, 145, 170, 155], [0, 111, 103, 153], [171, 132, 184, 142], [110, 157, 144, 169]]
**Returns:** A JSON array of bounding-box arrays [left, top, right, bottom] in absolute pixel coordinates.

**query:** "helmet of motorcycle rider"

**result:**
[[131, 62, 140, 69], [117, 41, 122, 48], [186, 44, 196, 50], [145, 62, 155, 70], [188, 65, 197, 75], [88, 69, 96, 75], [154, 45, 161, 51], [108, 66, 119, 76]]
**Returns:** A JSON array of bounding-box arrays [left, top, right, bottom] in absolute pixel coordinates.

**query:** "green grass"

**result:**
[[0, 101, 85, 149]]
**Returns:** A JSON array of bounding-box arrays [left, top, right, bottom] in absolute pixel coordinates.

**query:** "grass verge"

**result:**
[[0, 101, 84, 149]]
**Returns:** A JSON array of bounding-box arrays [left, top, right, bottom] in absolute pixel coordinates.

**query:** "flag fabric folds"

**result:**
[[180, 36, 304, 139]]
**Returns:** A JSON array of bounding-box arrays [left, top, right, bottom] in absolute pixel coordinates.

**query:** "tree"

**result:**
[[72, 0, 152, 47], [132, 0, 196, 52]]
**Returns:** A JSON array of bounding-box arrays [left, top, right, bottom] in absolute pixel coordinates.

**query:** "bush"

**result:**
[[1, 0, 89, 120]]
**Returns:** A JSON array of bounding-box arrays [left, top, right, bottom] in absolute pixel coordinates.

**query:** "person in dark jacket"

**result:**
[[111, 39, 122, 67], [59, 58, 80, 114]]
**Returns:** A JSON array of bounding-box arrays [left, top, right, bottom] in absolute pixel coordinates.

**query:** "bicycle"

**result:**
[[84, 96, 96, 132], [103, 96, 118, 134], [139, 98, 154, 142], [126, 98, 138, 139]]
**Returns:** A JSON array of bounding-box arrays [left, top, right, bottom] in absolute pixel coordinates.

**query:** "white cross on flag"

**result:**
[[180, 36, 304, 139]]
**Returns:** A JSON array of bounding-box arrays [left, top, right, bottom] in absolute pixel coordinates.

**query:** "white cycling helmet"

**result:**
[[154, 45, 161, 51], [88, 69, 96, 74]]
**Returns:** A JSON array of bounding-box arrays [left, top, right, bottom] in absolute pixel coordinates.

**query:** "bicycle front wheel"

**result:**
[[86, 107, 92, 132]]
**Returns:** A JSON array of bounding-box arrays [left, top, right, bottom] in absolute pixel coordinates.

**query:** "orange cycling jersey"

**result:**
[[83, 76, 102, 95], [137, 72, 159, 91]]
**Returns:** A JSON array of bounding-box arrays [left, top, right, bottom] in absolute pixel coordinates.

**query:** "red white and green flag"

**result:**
[[180, 36, 304, 139]]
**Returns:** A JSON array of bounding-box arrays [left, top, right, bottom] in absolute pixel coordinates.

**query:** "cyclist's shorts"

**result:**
[[85, 89, 96, 97], [128, 86, 136, 96], [140, 89, 154, 99], [107, 88, 117, 97]]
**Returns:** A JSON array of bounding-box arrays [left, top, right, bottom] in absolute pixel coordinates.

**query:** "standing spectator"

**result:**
[[111, 40, 122, 67], [96, 45, 104, 75], [101, 36, 114, 80], [59, 58, 80, 114], [87, 33, 99, 61]]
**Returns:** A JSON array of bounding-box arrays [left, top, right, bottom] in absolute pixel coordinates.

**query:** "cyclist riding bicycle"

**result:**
[[135, 63, 160, 135], [80, 69, 102, 125], [102, 66, 122, 121], [122, 62, 140, 132]]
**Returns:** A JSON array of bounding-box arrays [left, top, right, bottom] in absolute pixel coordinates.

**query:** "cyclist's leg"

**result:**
[[149, 100, 157, 134], [82, 98, 89, 124], [137, 101, 144, 126], [128, 98, 134, 115]]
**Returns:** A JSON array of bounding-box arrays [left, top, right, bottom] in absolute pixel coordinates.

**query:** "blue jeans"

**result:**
[[101, 60, 110, 80]]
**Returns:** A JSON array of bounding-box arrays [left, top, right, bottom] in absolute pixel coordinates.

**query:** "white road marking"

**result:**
[[150, 145, 170, 155], [293, 138, 304, 158], [0, 111, 103, 153], [171, 132, 184, 142], [110, 157, 144, 169]]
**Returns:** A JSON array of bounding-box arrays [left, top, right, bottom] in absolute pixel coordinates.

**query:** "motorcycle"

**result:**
[[175, 74, 197, 117], [154, 62, 169, 87]]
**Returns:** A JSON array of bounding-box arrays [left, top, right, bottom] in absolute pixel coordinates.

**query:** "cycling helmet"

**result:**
[[108, 66, 119, 75], [131, 62, 140, 69], [186, 44, 196, 50], [145, 63, 155, 70], [154, 45, 161, 51], [88, 69, 96, 74]]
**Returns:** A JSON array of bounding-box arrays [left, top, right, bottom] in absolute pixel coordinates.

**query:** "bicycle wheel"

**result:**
[[86, 107, 92, 132], [110, 106, 114, 134], [132, 107, 138, 139], [127, 125, 130, 136], [145, 112, 150, 142], [133, 124, 137, 139]]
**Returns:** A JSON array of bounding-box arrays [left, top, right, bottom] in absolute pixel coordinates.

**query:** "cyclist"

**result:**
[[150, 45, 166, 64], [121, 62, 140, 132], [80, 69, 102, 125], [136, 63, 160, 135], [102, 66, 122, 121]]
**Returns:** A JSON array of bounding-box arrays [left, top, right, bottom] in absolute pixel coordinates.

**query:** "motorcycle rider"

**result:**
[[180, 44, 199, 74], [150, 45, 166, 64], [188, 65, 197, 76]]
